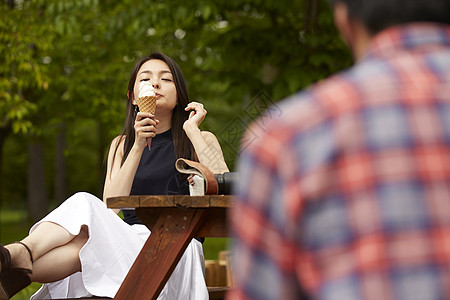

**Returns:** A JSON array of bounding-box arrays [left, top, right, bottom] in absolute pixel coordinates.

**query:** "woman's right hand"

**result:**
[[133, 112, 159, 150]]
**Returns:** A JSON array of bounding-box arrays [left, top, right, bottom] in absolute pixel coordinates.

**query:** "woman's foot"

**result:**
[[0, 246, 10, 274], [0, 243, 33, 300], [4, 242, 33, 272]]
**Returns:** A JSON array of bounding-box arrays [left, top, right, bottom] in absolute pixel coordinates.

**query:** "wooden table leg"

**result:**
[[113, 208, 207, 300]]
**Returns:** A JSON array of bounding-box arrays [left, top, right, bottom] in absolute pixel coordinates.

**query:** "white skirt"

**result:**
[[29, 192, 208, 299]]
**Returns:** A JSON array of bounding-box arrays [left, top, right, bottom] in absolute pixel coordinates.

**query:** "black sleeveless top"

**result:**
[[123, 129, 189, 225]]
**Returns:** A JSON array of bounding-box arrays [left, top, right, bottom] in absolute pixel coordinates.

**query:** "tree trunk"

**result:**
[[27, 140, 48, 222], [54, 123, 67, 204], [98, 121, 108, 198], [5, 0, 14, 9], [0, 125, 11, 207], [304, 0, 319, 33]]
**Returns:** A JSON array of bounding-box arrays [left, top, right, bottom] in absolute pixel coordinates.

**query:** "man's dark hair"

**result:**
[[329, 0, 450, 35]]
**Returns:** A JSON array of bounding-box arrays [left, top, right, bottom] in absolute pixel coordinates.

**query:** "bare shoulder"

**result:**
[[109, 135, 126, 155]]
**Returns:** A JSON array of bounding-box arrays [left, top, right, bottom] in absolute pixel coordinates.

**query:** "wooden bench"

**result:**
[[49, 286, 230, 300]]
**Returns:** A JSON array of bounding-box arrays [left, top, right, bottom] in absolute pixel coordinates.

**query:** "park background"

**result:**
[[0, 0, 352, 298]]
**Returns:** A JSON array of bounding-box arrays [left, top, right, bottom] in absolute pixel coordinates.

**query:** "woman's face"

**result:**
[[132, 59, 177, 114]]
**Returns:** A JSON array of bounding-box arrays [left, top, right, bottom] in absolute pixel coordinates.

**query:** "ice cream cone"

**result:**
[[137, 95, 157, 114], [137, 95, 157, 149]]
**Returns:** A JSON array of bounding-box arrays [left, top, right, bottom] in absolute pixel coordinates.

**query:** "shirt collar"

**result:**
[[362, 23, 450, 61]]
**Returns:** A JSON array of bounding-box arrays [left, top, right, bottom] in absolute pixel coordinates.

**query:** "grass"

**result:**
[[0, 209, 230, 299]]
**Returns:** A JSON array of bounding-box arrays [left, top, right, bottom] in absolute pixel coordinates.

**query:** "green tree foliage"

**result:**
[[0, 1, 50, 134], [0, 0, 352, 214], [113, 0, 352, 164], [0, 0, 53, 215]]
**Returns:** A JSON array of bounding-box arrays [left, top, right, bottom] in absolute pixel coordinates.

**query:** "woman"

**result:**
[[0, 52, 229, 299]]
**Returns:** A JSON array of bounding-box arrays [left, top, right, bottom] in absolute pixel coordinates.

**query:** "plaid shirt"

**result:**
[[229, 23, 450, 300]]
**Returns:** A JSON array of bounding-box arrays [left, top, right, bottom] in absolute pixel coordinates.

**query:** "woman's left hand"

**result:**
[[183, 101, 207, 131]]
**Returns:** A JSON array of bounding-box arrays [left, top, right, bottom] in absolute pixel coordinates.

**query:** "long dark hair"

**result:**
[[112, 52, 195, 169]]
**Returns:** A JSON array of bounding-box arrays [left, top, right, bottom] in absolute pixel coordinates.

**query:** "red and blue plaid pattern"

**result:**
[[228, 23, 450, 300]]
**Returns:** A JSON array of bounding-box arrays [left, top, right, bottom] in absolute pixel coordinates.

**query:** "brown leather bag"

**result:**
[[175, 158, 219, 195]]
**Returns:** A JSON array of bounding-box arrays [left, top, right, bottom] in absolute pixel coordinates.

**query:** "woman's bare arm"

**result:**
[[183, 101, 229, 174], [103, 112, 157, 211], [102, 136, 143, 213], [186, 129, 229, 174]]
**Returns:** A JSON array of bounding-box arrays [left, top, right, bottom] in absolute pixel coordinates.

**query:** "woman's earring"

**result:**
[[134, 105, 138, 116]]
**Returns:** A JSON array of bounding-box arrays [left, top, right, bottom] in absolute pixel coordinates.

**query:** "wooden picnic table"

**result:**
[[106, 195, 234, 300]]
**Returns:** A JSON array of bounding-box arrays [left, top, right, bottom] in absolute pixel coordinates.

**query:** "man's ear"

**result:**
[[333, 2, 354, 51], [334, 1, 372, 60]]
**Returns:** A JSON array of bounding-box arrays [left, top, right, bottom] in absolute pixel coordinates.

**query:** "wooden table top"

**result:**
[[107, 194, 234, 209]]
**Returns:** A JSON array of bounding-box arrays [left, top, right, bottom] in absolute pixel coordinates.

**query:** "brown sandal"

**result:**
[[12, 242, 33, 264], [0, 244, 10, 274], [0, 243, 33, 300]]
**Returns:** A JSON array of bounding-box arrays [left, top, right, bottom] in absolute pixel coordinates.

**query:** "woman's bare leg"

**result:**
[[5, 222, 88, 279], [31, 229, 88, 283]]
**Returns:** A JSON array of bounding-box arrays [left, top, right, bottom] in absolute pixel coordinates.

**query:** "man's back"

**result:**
[[230, 23, 450, 300]]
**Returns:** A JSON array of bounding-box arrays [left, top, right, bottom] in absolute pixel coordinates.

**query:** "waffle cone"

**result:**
[[137, 95, 157, 114]]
